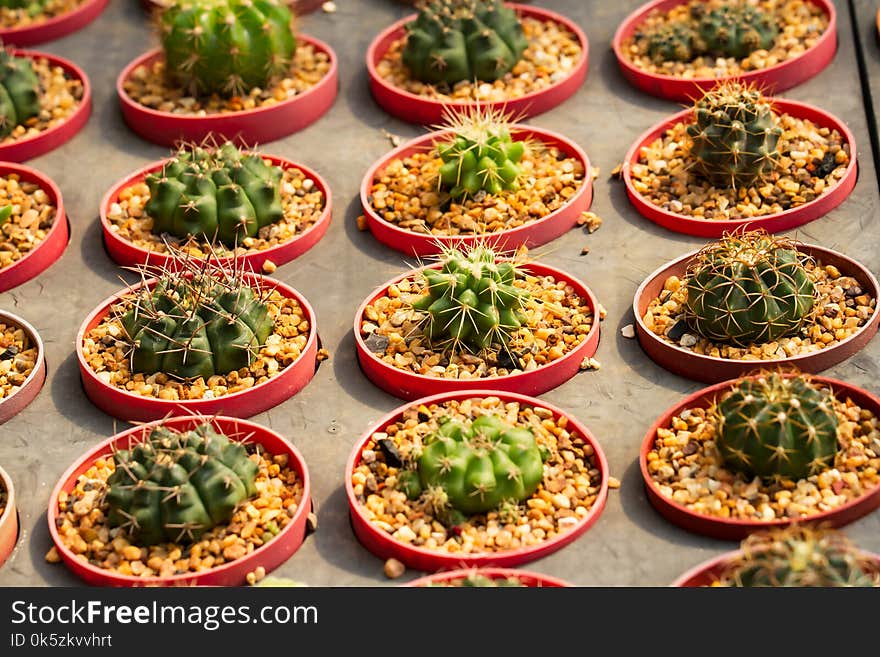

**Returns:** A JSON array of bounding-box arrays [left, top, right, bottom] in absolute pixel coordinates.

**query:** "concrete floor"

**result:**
[[0, 0, 878, 587]]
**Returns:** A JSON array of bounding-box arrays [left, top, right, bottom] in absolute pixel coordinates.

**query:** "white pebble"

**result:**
[[621, 324, 635, 339]]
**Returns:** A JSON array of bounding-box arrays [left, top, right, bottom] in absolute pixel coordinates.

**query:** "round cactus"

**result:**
[[402, 0, 528, 85], [686, 82, 782, 189], [692, 2, 779, 59], [145, 141, 285, 247], [159, 0, 297, 97], [105, 423, 259, 545], [0, 49, 40, 139], [685, 232, 816, 346], [715, 373, 839, 481], [636, 20, 699, 65]]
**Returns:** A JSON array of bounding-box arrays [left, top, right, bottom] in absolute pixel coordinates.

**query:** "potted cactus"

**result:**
[[640, 371, 880, 540], [360, 106, 593, 256], [408, 567, 571, 587], [367, 1, 588, 124], [101, 139, 331, 272], [0, 0, 107, 46], [621, 81, 857, 236], [633, 230, 879, 382], [48, 415, 312, 586], [0, 309, 45, 424], [355, 241, 601, 400], [613, 0, 837, 102], [0, 464, 16, 569], [118, 0, 338, 146]]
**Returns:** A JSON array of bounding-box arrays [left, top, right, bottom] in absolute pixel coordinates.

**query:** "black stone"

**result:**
[[364, 332, 390, 354], [814, 151, 838, 178], [0, 345, 19, 360], [377, 438, 403, 468], [665, 319, 689, 342]]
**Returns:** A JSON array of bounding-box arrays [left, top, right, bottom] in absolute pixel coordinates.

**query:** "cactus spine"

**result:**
[[0, 49, 40, 139]]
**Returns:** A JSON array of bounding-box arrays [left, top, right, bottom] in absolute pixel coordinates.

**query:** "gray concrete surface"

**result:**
[[0, 0, 878, 587]]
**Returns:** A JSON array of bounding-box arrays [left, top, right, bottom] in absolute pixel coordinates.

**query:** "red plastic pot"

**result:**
[[347, 390, 609, 571], [101, 154, 331, 271], [366, 4, 588, 125], [0, 50, 91, 162], [612, 0, 837, 102], [0, 310, 46, 425], [355, 261, 601, 400], [48, 415, 311, 586], [0, 464, 17, 569], [406, 567, 571, 587], [361, 125, 592, 256], [76, 274, 319, 422], [640, 374, 880, 541], [0, 0, 107, 46], [117, 35, 338, 147], [622, 99, 857, 237], [0, 163, 68, 292], [633, 243, 880, 383]]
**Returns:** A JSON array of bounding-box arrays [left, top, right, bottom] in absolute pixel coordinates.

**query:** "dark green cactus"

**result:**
[[685, 231, 816, 346], [145, 141, 284, 247], [402, 0, 528, 85], [636, 20, 699, 65], [0, 1, 48, 17], [715, 373, 839, 481], [159, 0, 297, 97], [692, 1, 779, 59], [398, 414, 545, 516], [105, 422, 259, 545], [686, 82, 782, 189], [0, 49, 40, 139]]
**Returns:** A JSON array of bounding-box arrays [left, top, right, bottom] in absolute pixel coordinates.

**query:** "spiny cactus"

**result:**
[[145, 141, 284, 247], [117, 258, 274, 380], [105, 422, 259, 545], [158, 0, 297, 97], [718, 526, 880, 587], [0, 49, 40, 139], [403, 0, 528, 85], [686, 82, 782, 189], [685, 231, 816, 346], [397, 413, 546, 516], [692, 1, 779, 59], [715, 373, 839, 481], [637, 20, 699, 65]]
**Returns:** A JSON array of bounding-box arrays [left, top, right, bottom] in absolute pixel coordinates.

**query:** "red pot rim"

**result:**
[[360, 124, 593, 256], [0, 463, 17, 569], [0, 310, 46, 425], [639, 373, 880, 540], [354, 260, 601, 400], [76, 272, 318, 421], [0, 49, 91, 163], [47, 415, 312, 586], [366, 3, 589, 123], [622, 99, 858, 237], [612, 0, 837, 101], [632, 243, 880, 382], [100, 153, 332, 270], [346, 389, 609, 571], [0, 0, 108, 46], [405, 567, 572, 587]]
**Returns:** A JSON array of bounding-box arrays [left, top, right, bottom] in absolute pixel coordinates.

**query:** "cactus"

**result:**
[[405, 243, 530, 355], [427, 573, 525, 587], [0, 205, 11, 228], [0, 1, 48, 17], [692, 1, 779, 59], [144, 141, 285, 247], [398, 414, 545, 516], [158, 0, 296, 97], [685, 231, 816, 346], [686, 82, 782, 189], [0, 49, 40, 139], [636, 20, 699, 65], [715, 373, 839, 481], [105, 422, 259, 545], [718, 526, 880, 587], [402, 0, 528, 85], [117, 258, 274, 380]]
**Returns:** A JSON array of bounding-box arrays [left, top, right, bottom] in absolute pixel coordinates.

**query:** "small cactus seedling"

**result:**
[[686, 82, 782, 189], [105, 422, 259, 545], [636, 20, 699, 64], [0, 1, 48, 17], [0, 49, 40, 139], [717, 526, 880, 587], [685, 231, 816, 346], [691, 1, 779, 59], [158, 0, 297, 97], [715, 373, 839, 481], [145, 141, 285, 247], [0, 205, 11, 228]]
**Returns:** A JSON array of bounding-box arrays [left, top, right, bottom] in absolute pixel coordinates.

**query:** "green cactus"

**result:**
[[145, 141, 285, 247], [427, 573, 525, 587], [715, 373, 839, 481], [402, 0, 528, 85], [636, 20, 699, 65], [718, 526, 880, 587], [692, 1, 779, 59], [105, 422, 259, 545], [0, 49, 40, 139], [0, 205, 11, 228], [685, 232, 816, 346], [398, 414, 546, 516], [0, 1, 48, 17], [118, 259, 274, 380], [686, 82, 782, 189], [159, 0, 297, 97]]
